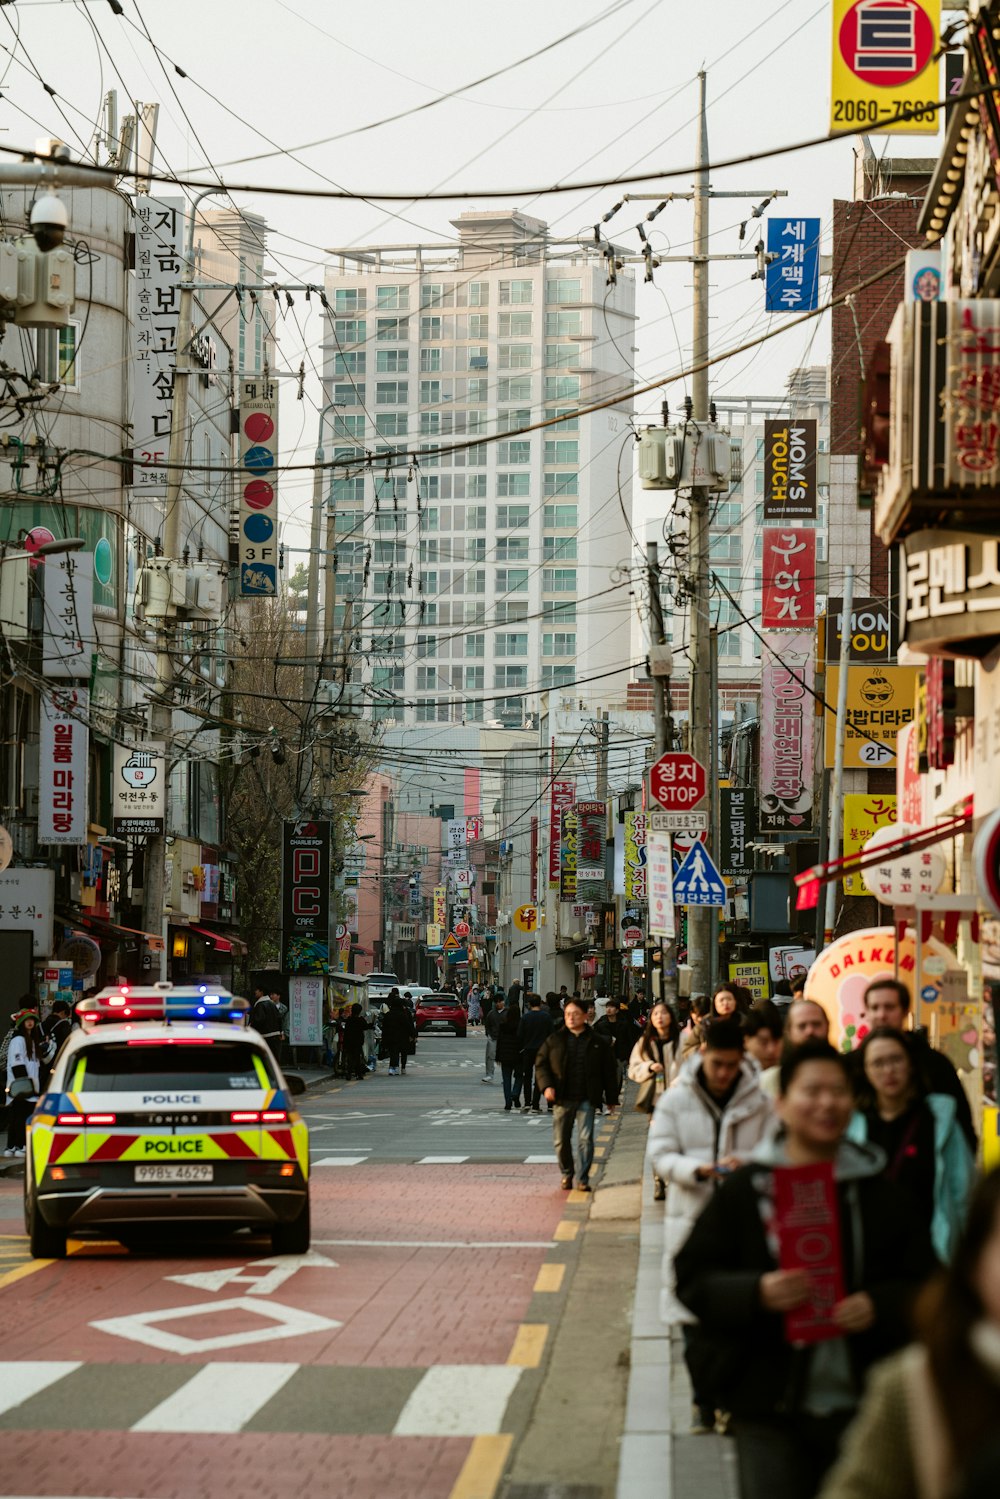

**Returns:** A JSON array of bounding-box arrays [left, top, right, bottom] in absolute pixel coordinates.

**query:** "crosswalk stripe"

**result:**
[[416, 1155, 468, 1164], [314, 1156, 369, 1166], [524, 1154, 558, 1163], [131, 1362, 298, 1433], [0, 1362, 82, 1417], [392, 1365, 522, 1437]]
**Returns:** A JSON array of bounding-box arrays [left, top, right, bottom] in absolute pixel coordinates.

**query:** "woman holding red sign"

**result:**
[[674, 1040, 936, 1499]]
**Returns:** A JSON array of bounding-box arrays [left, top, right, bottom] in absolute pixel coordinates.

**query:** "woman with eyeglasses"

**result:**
[[848, 1027, 975, 1263]]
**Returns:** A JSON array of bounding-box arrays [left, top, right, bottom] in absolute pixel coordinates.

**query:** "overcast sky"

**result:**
[[2, 0, 945, 555]]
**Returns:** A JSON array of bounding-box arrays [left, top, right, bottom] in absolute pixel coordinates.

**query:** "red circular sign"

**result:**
[[244, 412, 274, 443], [454, 920, 471, 938], [243, 479, 275, 510], [838, 1, 935, 89]]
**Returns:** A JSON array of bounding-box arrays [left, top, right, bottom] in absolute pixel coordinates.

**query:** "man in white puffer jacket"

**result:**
[[647, 1016, 773, 1433]]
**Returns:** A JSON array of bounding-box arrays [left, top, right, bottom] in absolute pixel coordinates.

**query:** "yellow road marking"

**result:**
[[567, 1189, 592, 1204], [68, 1239, 129, 1257], [553, 1221, 578, 1242], [507, 1323, 548, 1368], [594, 1146, 608, 1158], [533, 1263, 565, 1293], [0, 1259, 52, 1290], [449, 1434, 513, 1499]]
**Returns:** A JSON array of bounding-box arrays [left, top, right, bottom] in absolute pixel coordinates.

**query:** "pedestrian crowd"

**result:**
[[637, 972, 996, 1499]]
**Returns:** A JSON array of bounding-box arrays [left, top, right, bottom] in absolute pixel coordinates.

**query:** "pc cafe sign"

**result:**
[[803, 926, 950, 1049]]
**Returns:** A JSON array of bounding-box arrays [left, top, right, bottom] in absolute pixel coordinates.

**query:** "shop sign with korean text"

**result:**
[[0, 866, 55, 956], [433, 885, 448, 925], [132, 196, 183, 494], [760, 633, 815, 832], [549, 779, 576, 886], [624, 811, 647, 901], [38, 687, 89, 845], [112, 740, 165, 836], [728, 961, 769, 1002], [448, 819, 468, 853], [238, 376, 279, 597], [559, 809, 578, 902], [281, 819, 331, 973], [825, 596, 895, 663], [288, 974, 324, 1047], [843, 793, 898, 893], [765, 222, 821, 313], [41, 551, 94, 679], [719, 787, 756, 878], [902, 530, 1000, 659], [647, 830, 675, 940], [830, 0, 940, 136], [575, 801, 607, 896], [762, 420, 818, 519], [824, 665, 919, 768], [762, 528, 817, 628]]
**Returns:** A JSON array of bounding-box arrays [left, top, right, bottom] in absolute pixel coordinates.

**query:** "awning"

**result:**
[[62, 911, 162, 947], [188, 924, 247, 956], [794, 803, 972, 911]]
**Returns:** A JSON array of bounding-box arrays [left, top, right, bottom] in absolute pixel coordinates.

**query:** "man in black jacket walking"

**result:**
[[534, 995, 619, 1190], [594, 999, 637, 1093], [517, 993, 553, 1113]]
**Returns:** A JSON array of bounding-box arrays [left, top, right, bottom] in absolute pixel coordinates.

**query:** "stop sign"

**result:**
[[649, 752, 707, 811]]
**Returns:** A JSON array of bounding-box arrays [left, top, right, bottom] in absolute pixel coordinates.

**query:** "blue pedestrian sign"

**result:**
[[672, 842, 727, 908], [765, 217, 821, 313]]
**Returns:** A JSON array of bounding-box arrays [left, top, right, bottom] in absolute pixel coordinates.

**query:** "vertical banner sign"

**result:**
[[41, 552, 95, 679], [559, 810, 578, 902], [281, 819, 331, 973], [762, 528, 817, 628], [844, 793, 898, 893], [624, 812, 648, 901], [830, 0, 940, 137], [465, 815, 482, 841], [112, 740, 166, 835], [433, 885, 448, 925], [760, 633, 815, 832], [765, 220, 821, 313], [548, 778, 576, 887], [719, 788, 756, 878], [774, 1162, 846, 1345], [288, 974, 325, 1047], [763, 420, 818, 519], [132, 197, 183, 493], [39, 687, 89, 845], [647, 831, 675, 940], [575, 801, 607, 897], [238, 376, 279, 597]]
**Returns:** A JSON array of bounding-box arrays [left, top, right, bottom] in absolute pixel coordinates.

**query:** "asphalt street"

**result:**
[[0, 1025, 624, 1499]]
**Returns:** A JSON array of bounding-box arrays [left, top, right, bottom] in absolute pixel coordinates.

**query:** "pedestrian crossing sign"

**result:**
[[671, 842, 726, 907], [443, 932, 461, 951]]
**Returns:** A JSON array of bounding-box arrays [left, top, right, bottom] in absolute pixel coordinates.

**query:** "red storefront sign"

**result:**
[[548, 779, 576, 887], [773, 1161, 845, 1345], [762, 527, 817, 628]]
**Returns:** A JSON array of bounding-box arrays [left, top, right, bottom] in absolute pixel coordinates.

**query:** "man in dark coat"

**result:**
[[674, 1038, 937, 1499], [534, 995, 619, 1191], [594, 998, 638, 1092], [483, 993, 503, 1084], [381, 991, 416, 1075], [517, 993, 553, 1113], [249, 988, 284, 1055]]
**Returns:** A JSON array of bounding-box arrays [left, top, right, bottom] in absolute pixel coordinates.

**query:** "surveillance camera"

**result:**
[[30, 194, 69, 253]]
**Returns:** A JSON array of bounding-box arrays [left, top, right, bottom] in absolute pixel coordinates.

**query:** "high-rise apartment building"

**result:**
[[323, 210, 636, 729]]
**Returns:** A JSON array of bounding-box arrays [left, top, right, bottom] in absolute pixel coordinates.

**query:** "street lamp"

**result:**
[[1, 535, 85, 562]]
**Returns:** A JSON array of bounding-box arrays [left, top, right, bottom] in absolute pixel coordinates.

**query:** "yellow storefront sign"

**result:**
[[843, 793, 897, 894], [830, 0, 940, 137], [728, 961, 769, 1002], [824, 666, 920, 768]]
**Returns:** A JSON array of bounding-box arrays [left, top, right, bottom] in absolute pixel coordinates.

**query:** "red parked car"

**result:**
[[414, 992, 467, 1038]]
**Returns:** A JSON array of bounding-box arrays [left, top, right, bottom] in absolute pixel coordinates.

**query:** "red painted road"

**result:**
[[0, 1165, 568, 1498]]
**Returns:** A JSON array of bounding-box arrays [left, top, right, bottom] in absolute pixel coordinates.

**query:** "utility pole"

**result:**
[[708, 623, 720, 992], [825, 564, 855, 946], [595, 709, 609, 800], [646, 539, 677, 1005]]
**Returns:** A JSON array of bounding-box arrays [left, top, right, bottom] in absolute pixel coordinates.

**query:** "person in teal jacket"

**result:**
[[847, 1026, 975, 1262]]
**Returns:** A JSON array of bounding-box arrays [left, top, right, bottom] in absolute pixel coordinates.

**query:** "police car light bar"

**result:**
[[76, 984, 248, 1027]]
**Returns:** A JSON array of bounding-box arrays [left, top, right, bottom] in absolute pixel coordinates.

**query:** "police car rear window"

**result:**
[[76, 1042, 277, 1092]]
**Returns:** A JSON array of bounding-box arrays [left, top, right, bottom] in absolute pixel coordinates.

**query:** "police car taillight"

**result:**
[[230, 1110, 260, 1123], [262, 1110, 288, 1123], [55, 1112, 116, 1127]]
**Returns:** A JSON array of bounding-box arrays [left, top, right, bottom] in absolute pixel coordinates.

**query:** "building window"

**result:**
[[334, 352, 365, 377], [332, 477, 364, 503], [754, 469, 765, 494], [544, 439, 578, 465], [541, 665, 575, 688], [467, 477, 488, 501], [376, 380, 408, 405], [496, 632, 528, 657], [334, 382, 363, 406], [420, 379, 442, 405], [37, 322, 80, 389], [499, 279, 533, 305], [543, 536, 577, 561], [468, 282, 488, 306], [543, 568, 576, 592], [495, 601, 528, 624], [466, 634, 485, 657], [543, 503, 577, 528], [497, 473, 530, 498], [467, 378, 488, 402], [335, 510, 363, 535], [335, 413, 365, 440], [465, 346, 488, 371], [498, 376, 532, 402], [468, 313, 488, 338], [499, 343, 532, 369], [498, 311, 532, 337], [546, 406, 579, 431], [377, 286, 409, 311], [713, 501, 741, 529], [495, 665, 527, 689], [498, 408, 531, 434], [420, 412, 440, 437], [546, 278, 582, 303], [544, 376, 580, 402], [421, 283, 455, 308], [497, 504, 529, 529], [497, 440, 530, 465], [334, 319, 365, 344], [375, 348, 408, 373], [465, 665, 484, 691], [496, 568, 529, 593], [542, 601, 576, 624], [545, 343, 577, 368], [334, 288, 366, 313], [709, 533, 741, 563], [542, 632, 576, 656], [416, 666, 437, 691], [420, 347, 442, 372], [376, 317, 408, 342], [420, 315, 442, 341], [375, 413, 408, 438], [544, 310, 582, 337], [496, 536, 529, 562], [544, 472, 578, 496]]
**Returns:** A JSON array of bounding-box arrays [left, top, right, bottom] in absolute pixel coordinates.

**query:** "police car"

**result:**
[[24, 983, 310, 1259]]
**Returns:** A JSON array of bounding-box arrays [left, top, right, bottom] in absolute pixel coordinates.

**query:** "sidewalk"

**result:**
[[616, 1145, 738, 1499]]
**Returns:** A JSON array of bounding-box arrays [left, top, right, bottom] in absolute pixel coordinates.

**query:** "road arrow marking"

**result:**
[[166, 1250, 338, 1297]]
